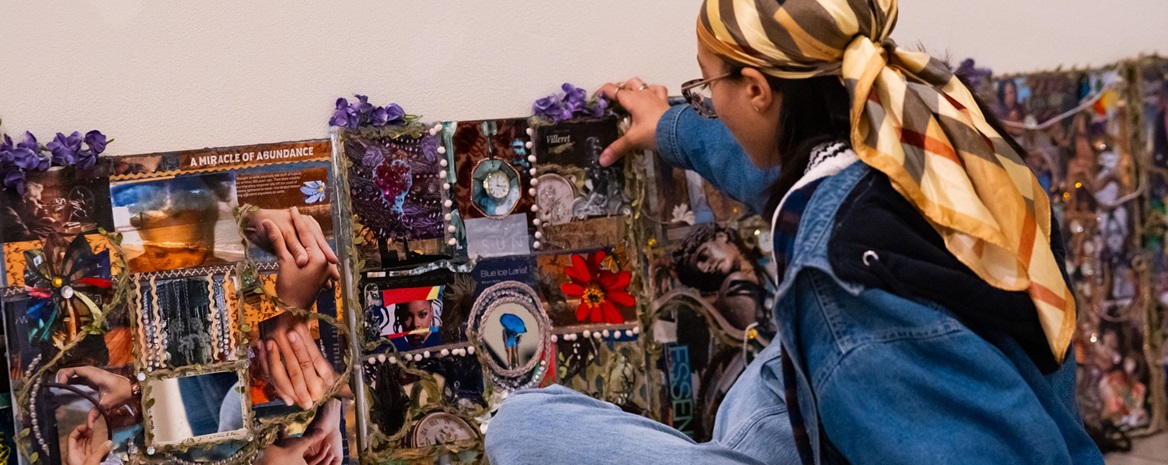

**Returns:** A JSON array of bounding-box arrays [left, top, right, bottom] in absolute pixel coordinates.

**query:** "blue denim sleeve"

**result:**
[[655, 105, 782, 215]]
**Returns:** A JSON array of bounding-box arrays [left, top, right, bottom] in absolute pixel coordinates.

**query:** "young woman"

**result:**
[[485, 0, 1103, 463]]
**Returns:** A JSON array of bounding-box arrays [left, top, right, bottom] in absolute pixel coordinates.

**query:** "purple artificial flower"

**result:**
[[76, 149, 98, 170], [352, 95, 374, 122], [383, 103, 405, 125], [562, 83, 587, 104], [329, 97, 360, 130], [588, 97, 610, 118], [11, 132, 48, 171], [0, 134, 12, 153], [84, 130, 108, 154], [47, 131, 82, 165], [533, 96, 561, 119], [3, 169, 26, 195], [369, 106, 390, 127]]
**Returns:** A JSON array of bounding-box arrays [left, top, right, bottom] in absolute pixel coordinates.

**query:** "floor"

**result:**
[[1106, 433, 1168, 464]]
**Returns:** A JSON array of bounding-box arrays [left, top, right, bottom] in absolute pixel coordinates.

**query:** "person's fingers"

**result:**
[[327, 263, 340, 281], [90, 440, 113, 464], [87, 407, 101, 431], [68, 423, 85, 446], [291, 207, 320, 257], [56, 367, 77, 384], [274, 332, 313, 409], [307, 215, 338, 265], [295, 322, 337, 387], [266, 340, 296, 406], [648, 84, 669, 100], [254, 340, 271, 385], [594, 82, 621, 100], [306, 442, 331, 465], [287, 330, 326, 402], [601, 135, 635, 167], [626, 77, 646, 90], [263, 220, 294, 263]]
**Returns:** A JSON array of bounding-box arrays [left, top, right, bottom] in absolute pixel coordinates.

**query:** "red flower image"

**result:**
[[560, 250, 635, 324]]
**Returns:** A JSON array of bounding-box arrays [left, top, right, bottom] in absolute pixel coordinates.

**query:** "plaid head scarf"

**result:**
[[698, 0, 1075, 362]]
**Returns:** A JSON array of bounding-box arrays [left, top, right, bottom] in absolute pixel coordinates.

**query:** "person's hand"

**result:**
[[595, 77, 671, 166], [255, 311, 337, 409], [245, 207, 340, 274], [57, 366, 133, 414], [65, 424, 112, 465], [256, 423, 338, 465], [266, 208, 336, 309], [302, 399, 343, 465]]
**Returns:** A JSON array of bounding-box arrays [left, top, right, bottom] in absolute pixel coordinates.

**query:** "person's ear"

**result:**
[[739, 68, 777, 114]]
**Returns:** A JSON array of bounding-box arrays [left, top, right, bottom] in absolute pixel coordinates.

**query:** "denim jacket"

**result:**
[[656, 105, 1104, 464]]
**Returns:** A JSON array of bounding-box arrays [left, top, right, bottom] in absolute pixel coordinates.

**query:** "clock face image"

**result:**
[[535, 173, 576, 226], [484, 170, 512, 199], [471, 159, 521, 218], [411, 411, 478, 448]]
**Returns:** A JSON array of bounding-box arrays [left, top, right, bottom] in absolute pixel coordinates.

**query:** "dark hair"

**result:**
[[723, 62, 1028, 216], [997, 79, 1018, 106]]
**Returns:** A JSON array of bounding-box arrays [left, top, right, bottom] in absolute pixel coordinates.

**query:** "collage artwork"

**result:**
[[0, 57, 1167, 464]]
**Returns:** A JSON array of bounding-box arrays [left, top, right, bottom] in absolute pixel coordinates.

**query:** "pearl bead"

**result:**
[[388, 356, 397, 364], [367, 356, 377, 364], [528, 188, 536, 196], [443, 183, 451, 190], [440, 159, 448, 167], [437, 146, 447, 155], [440, 349, 450, 357], [533, 219, 541, 226], [531, 205, 539, 212], [529, 169, 537, 176], [378, 354, 387, 363], [632, 327, 641, 334], [443, 200, 453, 208], [601, 330, 610, 337], [447, 225, 457, 233], [528, 155, 537, 163], [551, 334, 558, 342], [467, 346, 476, 355], [530, 178, 540, 186], [582, 330, 592, 338], [533, 241, 541, 249], [448, 238, 458, 246], [525, 141, 533, 149], [526, 128, 534, 136], [440, 170, 448, 178], [535, 232, 543, 239]]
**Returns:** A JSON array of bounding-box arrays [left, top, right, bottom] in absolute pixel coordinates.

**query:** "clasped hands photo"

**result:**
[[1, 0, 1166, 464]]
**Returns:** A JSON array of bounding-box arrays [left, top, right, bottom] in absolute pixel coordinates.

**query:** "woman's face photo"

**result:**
[[398, 300, 434, 345]]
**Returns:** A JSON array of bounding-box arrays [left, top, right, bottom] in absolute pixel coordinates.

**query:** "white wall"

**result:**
[[1, 0, 1165, 156]]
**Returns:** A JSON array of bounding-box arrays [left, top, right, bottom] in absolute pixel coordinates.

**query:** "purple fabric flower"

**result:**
[[562, 83, 587, 104], [3, 169, 26, 195], [47, 131, 82, 165], [353, 94, 374, 122], [533, 96, 561, 119], [329, 97, 360, 129], [84, 130, 108, 154], [588, 97, 610, 118], [0, 134, 12, 153], [383, 104, 405, 125], [76, 149, 98, 170], [12, 132, 48, 171], [369, 106, 390, 127]]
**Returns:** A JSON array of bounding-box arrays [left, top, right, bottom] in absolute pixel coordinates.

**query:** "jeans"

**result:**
[[486, 342, 800, 465]]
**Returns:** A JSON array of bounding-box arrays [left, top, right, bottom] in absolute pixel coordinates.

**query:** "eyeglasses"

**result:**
[[681, 73, 732, 119]]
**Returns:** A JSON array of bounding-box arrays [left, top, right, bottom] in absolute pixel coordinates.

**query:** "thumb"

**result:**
[[600, 135, 633, 167]]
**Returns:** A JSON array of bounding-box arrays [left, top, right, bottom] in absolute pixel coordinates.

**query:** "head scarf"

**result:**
[[698, 0, 1074, 362]]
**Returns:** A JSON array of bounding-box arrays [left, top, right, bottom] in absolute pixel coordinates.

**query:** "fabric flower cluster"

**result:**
[[0, 129, 109, 195], [329, 94, 406, 130], [533, 83, 610, 123]]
